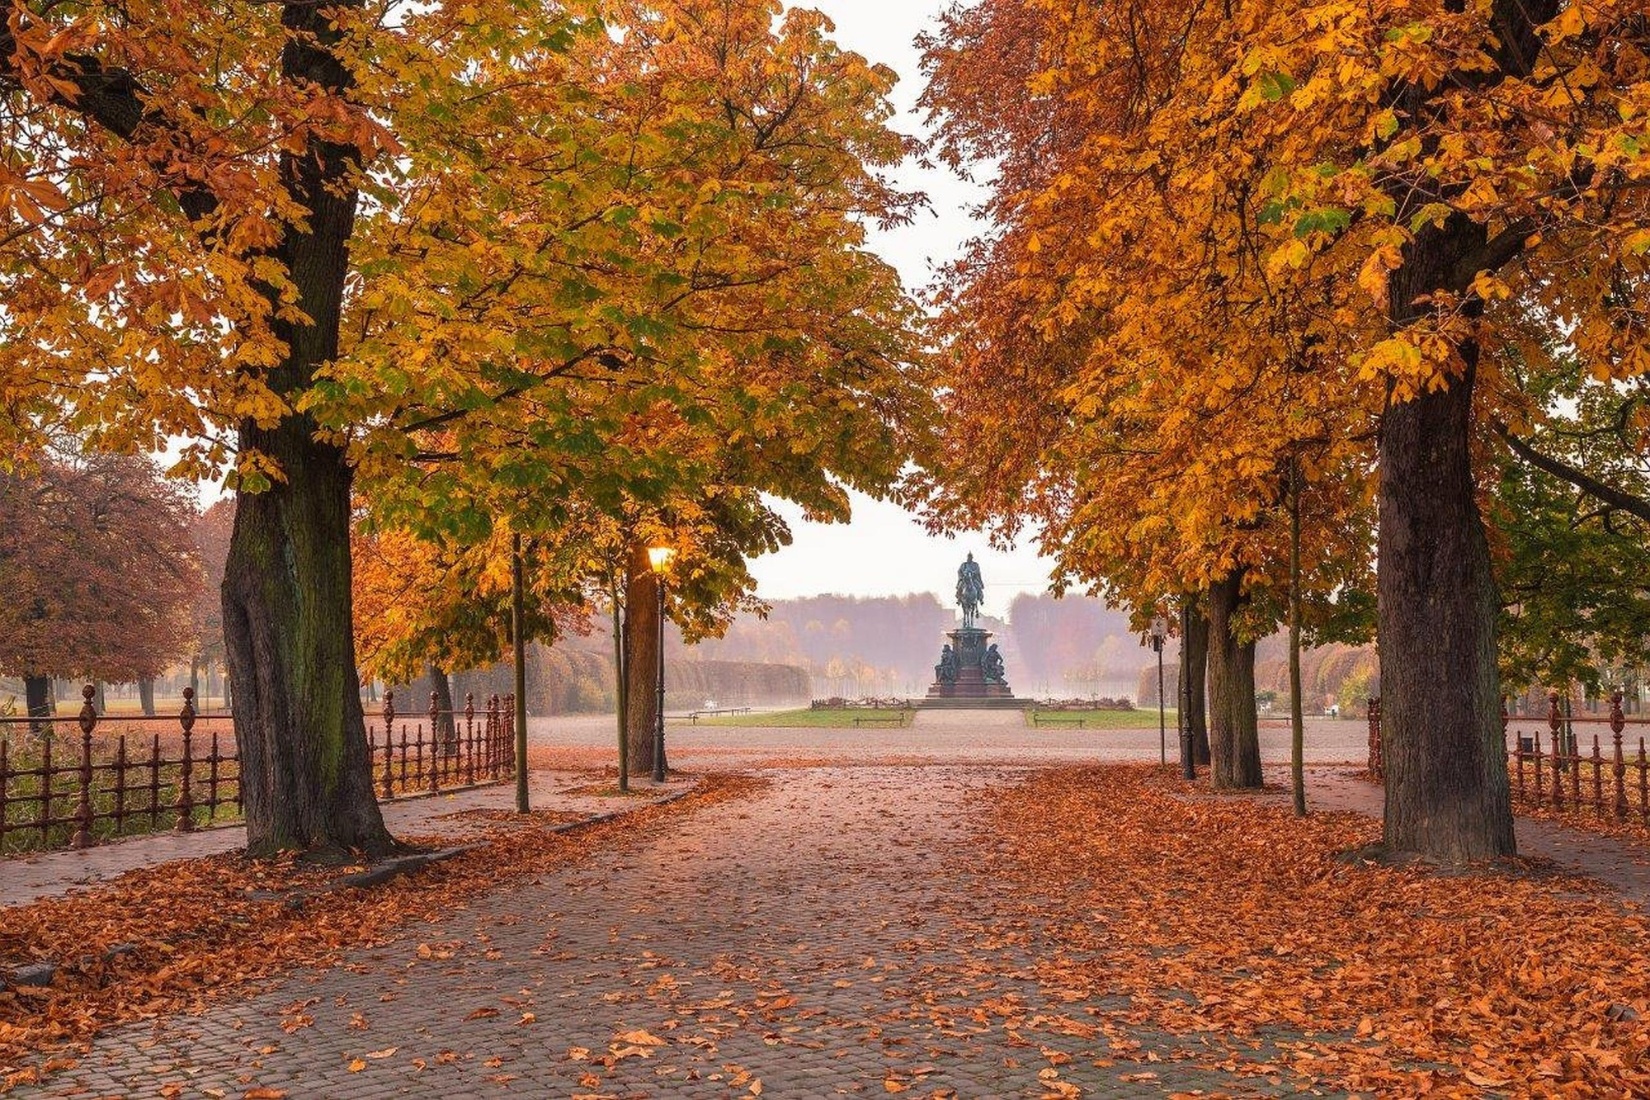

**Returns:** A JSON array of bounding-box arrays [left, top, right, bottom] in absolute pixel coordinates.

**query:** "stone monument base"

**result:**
[[924, 627, 1019, 706]]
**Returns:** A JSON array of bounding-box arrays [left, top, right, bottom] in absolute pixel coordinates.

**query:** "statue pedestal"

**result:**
[[926, 627, 1016, 702]]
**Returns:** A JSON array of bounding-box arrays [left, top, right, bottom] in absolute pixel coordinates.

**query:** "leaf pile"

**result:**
[[979, 765, 1650, 1097], [0, 773, 763, 1088]]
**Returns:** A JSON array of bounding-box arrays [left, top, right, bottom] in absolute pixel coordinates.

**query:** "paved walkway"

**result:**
[[21, 766, 1330, 1099], [10, 715, 1650, 1097]]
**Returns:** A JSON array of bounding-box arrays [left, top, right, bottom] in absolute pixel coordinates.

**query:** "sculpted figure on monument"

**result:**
[[955, 553, 985, 629], [936, 644, 959, 684], [983, 644, 1006, 685]]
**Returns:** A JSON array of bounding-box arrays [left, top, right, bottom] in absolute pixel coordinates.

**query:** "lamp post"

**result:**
[[1178, 603, 1195, 780], [647, 545, 676, 784], [1148, 616, 1167, 765]]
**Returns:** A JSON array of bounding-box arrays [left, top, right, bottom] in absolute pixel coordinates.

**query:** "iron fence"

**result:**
[[0, 685, 515, 855], [1368, 690, 1650, 825]]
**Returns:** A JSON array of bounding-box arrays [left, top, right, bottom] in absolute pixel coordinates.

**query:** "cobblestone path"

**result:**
[[28, 766, 1333, 1099]]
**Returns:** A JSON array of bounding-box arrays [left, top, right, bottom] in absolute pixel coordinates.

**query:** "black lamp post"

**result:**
[[1179, 602, 1195, 780], [1149, 616, 1167, 765], [647, 545, 676, 783]]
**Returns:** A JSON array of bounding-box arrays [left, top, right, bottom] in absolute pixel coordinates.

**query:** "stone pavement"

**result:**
[[21, 765, 1334, 1099], [1, 772, 688, 909]]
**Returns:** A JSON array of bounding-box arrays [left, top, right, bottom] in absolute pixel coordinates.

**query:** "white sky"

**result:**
[[746, 0, 1058, 619]]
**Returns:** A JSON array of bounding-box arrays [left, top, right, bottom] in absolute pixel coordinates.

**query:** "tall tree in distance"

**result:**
[[0, 447, 199, 723]]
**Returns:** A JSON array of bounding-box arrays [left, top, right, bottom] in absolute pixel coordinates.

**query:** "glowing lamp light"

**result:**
[[647, 546, 677, 574]]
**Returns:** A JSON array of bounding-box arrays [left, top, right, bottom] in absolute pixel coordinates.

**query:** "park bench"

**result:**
[[852, 713, 908, 728], [1031, 713, 1087, 728], [681, 707, 752, 724]]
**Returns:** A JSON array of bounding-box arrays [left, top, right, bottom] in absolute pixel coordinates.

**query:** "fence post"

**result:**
[[383, 691, 401, 799], [1367, 698, 1382, 780], [1613, 690, 1628, 820], [1641, 737, 1649, 826], [429, 694, 442, 794], [1, 737, 10, 852], [1591, 735, 1604, 815], [114, 734, 128, 831], [1513, 725, 1526, 802], [381, 721, 395, 802], [429, 690, 442, 757], [73, 684, 97, 849], [504, 692, 515, 778], [175, 687, 197, 832], [486, 694, 498, 773], [1535, 730, 1545, 804], [1548, 690, 1564, 774]]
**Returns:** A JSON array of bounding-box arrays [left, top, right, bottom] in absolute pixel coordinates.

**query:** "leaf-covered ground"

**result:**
[[0, 774, 761, 1088], [982, 765, 1650, 1096], [8, 761, 1648, 1097]]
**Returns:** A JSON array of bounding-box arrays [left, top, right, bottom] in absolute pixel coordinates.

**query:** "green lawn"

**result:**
[[688, 707, 913, 729], [1025, 707, 1178, 730]]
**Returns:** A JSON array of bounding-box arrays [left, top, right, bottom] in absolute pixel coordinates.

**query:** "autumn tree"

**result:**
[[0, 448, 199, 722], [350, 0, 931, 781], [920, 0, 1650, 858], [0, 0, 924, 854], [918, 0, 1378, 790]]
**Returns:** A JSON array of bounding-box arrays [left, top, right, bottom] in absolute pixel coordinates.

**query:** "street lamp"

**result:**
[[647, 545, 677, 784], [1178, 603, 1195, 780], [1148, 616, 1167, 765]]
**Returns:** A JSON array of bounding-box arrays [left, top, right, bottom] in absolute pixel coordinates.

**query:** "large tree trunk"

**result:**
[[223, 430, 391, 860], [219, 0, 390, 861], [138, 676, 156, 718], [1206, 572, 1261, 789], [1378, 346, 1512, 860], [24, 674, 50, 736], [622, 545, 664, 778], [1368, 0, 1541, 863], [427, 663, 457, 751], [1184, 595, 1211, 765]]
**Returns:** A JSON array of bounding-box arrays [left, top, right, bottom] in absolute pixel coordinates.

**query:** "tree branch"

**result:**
[[0, 27, 219, 223], [1495, 422, 1650, 525]]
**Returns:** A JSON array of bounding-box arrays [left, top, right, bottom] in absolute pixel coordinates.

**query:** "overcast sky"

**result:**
[[745, 0, 1059, 618]]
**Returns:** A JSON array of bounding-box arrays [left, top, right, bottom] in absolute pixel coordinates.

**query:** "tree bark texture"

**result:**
[[1378, 348, 1513, 859], [622, 545, 663, 778], [138, 676, 156, 718], [1184, 596, 1211, 765], [1206, 572, 1262, 789]]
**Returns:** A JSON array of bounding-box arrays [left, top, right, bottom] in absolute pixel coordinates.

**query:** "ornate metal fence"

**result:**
[[1368, 690, 1650, 825], [0, 686, 515, 855]]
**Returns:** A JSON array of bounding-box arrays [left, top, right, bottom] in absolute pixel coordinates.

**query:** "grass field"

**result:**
[[691, 708, 913, 729], [1024, 708, 1178, 730]]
